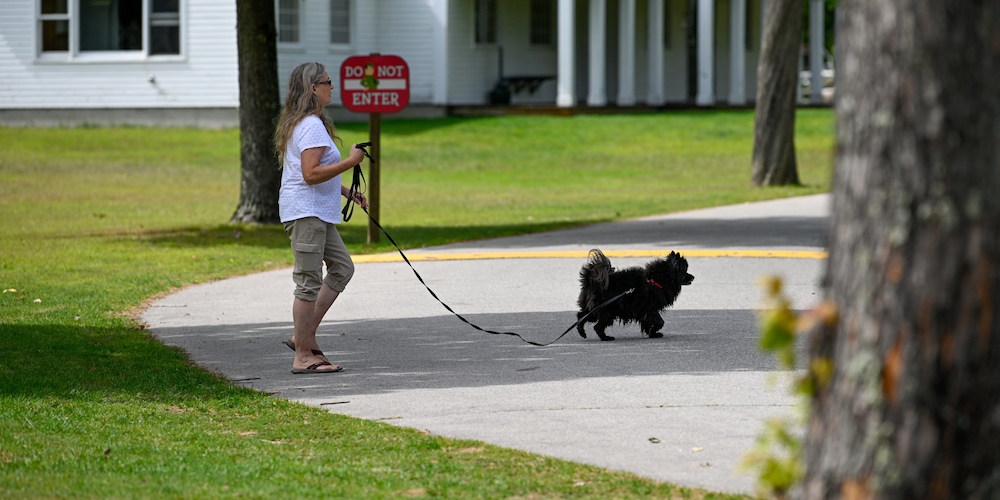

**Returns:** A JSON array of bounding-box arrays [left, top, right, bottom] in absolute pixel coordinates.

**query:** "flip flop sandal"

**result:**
[[291, 361, 343, 374], [283, 340, 326, 358]]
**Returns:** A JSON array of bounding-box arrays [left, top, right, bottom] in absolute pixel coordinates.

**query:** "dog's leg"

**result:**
[[594, 317, 616, 341], [576, 311, 588, 338], [644, 314, 665, 338]]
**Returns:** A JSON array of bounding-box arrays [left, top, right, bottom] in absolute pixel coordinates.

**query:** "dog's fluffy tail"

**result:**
[[581, 249, 612, 292]]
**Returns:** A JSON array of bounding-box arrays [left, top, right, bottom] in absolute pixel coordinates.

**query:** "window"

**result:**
[[150, 0, 180, 55], [40, 0, 70, 51], [530, 0, 554, 46], [329, 0, 349, 45], [277, 0, 300, 44], [474, 0, 496, 45], [663, 1, 670, 49], [329, 0, 350, 45], [38, 0, 181, 57], [79, 0, 141, 51]]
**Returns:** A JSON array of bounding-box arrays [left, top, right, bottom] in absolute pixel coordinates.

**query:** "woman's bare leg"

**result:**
[[291, 284, 340, 370]]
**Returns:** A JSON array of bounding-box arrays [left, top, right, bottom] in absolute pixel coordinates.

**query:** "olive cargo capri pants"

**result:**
[[283, 217, 355, 301]]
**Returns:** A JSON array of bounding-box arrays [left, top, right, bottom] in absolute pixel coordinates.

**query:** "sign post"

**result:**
[[340, 54, 409, 243]]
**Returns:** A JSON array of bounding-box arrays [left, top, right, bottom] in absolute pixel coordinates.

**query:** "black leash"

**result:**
[[341, 142, 371, 223], [344, 143, 631, 347]]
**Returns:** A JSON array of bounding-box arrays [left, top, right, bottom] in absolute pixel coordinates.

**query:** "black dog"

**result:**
[[576, 249, 694, 341]]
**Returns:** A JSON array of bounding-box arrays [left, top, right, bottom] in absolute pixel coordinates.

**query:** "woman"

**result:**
[[274, 62, 367, 374]]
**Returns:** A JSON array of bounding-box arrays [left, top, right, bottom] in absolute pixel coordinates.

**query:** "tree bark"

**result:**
[[231, 0, 281, 224], [751, 0, 802, 186], [799, 2, 1000, 498]]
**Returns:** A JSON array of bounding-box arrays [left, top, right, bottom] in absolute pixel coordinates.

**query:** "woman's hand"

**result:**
[[349, 144, 366, 165], [342, 184, 369, 209], [351, 191, 369, 210]]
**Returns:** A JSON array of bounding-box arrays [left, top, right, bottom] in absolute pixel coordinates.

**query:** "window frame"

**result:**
[[529, 0, 555, 47], [276, 0, 302, 47], [38, 0, 71, 55], [474, 0, 497, 46], [36, 0, 184, 62], [328, 0, 351, 47], [149, 0, 181, 56]]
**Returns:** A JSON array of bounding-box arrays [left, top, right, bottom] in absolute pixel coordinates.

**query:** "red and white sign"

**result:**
[[339, 55, 410, 113]]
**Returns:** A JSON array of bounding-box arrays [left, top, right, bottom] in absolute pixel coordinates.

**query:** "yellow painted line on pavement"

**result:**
[[353, 249, 827, 263]]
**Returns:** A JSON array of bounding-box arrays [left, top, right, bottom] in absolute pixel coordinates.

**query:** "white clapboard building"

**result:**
[[0, 0, 831, 127]]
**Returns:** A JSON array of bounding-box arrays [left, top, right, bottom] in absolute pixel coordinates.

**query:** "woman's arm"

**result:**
[[300, 145, 366, 185]]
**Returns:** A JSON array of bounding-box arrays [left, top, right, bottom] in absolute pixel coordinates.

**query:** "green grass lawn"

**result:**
[[0, 109, 832, 498]]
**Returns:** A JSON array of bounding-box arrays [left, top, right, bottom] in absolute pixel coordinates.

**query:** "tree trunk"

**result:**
[[231, 0, 281, 224], [799, 2, 1000, 498], [751, 0, 802, 186]]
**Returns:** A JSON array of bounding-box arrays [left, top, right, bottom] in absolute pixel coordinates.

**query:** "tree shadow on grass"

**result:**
[[137, 220, 583, 253], [334, 115, 514, 137], [0, 323, 246, 402]]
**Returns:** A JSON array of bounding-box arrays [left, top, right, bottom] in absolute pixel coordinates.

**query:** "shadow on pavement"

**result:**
[[152, 309, 808, 399], [436, 216, 828, 251]]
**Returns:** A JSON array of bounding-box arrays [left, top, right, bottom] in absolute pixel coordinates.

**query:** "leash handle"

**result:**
[[355, 141, 374, 164]]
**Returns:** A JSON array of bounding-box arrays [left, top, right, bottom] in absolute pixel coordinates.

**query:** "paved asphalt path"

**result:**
[[143, 194, 829, 494]]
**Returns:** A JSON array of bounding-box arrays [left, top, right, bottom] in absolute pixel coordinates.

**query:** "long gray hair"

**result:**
[[273, 62, 341, 165]]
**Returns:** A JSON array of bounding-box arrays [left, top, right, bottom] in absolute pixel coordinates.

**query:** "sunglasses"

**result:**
[[315, 79, 333, 86]]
